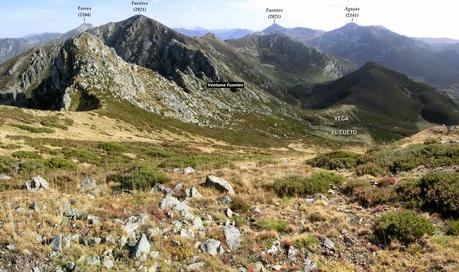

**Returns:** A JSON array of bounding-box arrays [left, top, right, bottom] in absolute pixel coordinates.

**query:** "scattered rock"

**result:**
[[87, 215, 100, 225], [0, 174, 11, 180], [343, 234, 354, 247], [80, 177, 97, 191], [323, 238, 335, 251], [252, 262, 266, 272], [62, 200, 81, 219], [131, 234, 150, 259], [225, 208, 234, 218], [65, 262, 75, 271], [251, 207, 261, 214], [303, 256, 318, 272], [184, 167, 196, 175], [204, 175, 235, 195], [50, 235, 71, 251], [85, 256, 101, 266], [160, 195, 193, 219], [6, 244, 16, 251], [192, 216, 205, 231], [288, 245, 299, 261], [180, 229, 195, 239], [223, 224, 241, 251], [24, 176, 49, 192], [151, 183, 173, 195], [186, 186, 202, 198], [123, 213, 147, 235], [267, 240, 281, 255], [220, 196, 232, 205], [200, 239, 221, 256], [186, 262, 205, 271], [102, 256, 114, 269]]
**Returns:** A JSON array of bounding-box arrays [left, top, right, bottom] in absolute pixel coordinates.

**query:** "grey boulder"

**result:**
[[24, 176, 49, 192], [205, 175, 235, 195]]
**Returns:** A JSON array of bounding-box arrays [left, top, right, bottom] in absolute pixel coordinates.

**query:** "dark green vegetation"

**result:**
[[292, 63, 459, 138], [307, 151, 360, 170], [373, 211, 434, 245], [397, 172, 459, 218], [109, 165, 170, 191], [0, 155, 78, 176], [273, 171, 344, 197], [308, 143, 459, 175], [447, 219, 459, 235], [341, 171, 459, 218]]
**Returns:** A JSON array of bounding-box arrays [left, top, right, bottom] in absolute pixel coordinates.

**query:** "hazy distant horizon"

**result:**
[[1, 0, 459, 39]]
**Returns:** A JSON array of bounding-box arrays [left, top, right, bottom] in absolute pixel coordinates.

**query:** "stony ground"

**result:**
[[1, 153, 458, 272], [0, 107, 458, 272]]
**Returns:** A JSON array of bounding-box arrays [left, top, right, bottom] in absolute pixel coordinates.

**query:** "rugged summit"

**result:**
[[88, 15, 219, 91]]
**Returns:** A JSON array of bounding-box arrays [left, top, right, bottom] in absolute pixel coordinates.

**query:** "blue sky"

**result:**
[[1, 0, 458, 39]]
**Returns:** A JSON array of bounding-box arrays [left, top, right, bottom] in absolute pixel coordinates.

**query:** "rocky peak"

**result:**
[[88, 15, 219, 90]]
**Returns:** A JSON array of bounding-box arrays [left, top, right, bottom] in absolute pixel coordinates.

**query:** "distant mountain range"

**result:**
[[262, 23, 324, 44], [0, 15, 457, 140], [256, 22, 459, 93], [174, 27, 253, 40], [0, 23, 93, 64]]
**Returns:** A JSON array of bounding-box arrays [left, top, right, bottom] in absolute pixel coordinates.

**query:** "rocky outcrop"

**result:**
[[89, 15, 219, 91]]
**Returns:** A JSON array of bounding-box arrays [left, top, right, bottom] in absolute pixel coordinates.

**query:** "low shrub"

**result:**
[[230, 196, 251, 213], [355, 163, 387, 177], [340, 179, 370, 196], [110, 165, 170, 191], [273, 171, 344, 197], [98, 142, 126, 153], [306, 151, 361, 170], [40, 118, 69, 130], [11, 151, 41, 159], [394, 172, 458, 217], [12, 124, 54, 134], [294, 235, 319, 251], [45, 157, 78, 171], [257, 218, 289, 233], [377, 176, 397, 187], [63, 148, 98, 163], [373, 211, 434, 245], [18, 160, 46, 175], [395, 179, 422, 208], [353, 186, 396, 207], [447, 219, 459, 235], [361, 143, 459, 174], [418, 172, 459, 218]]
